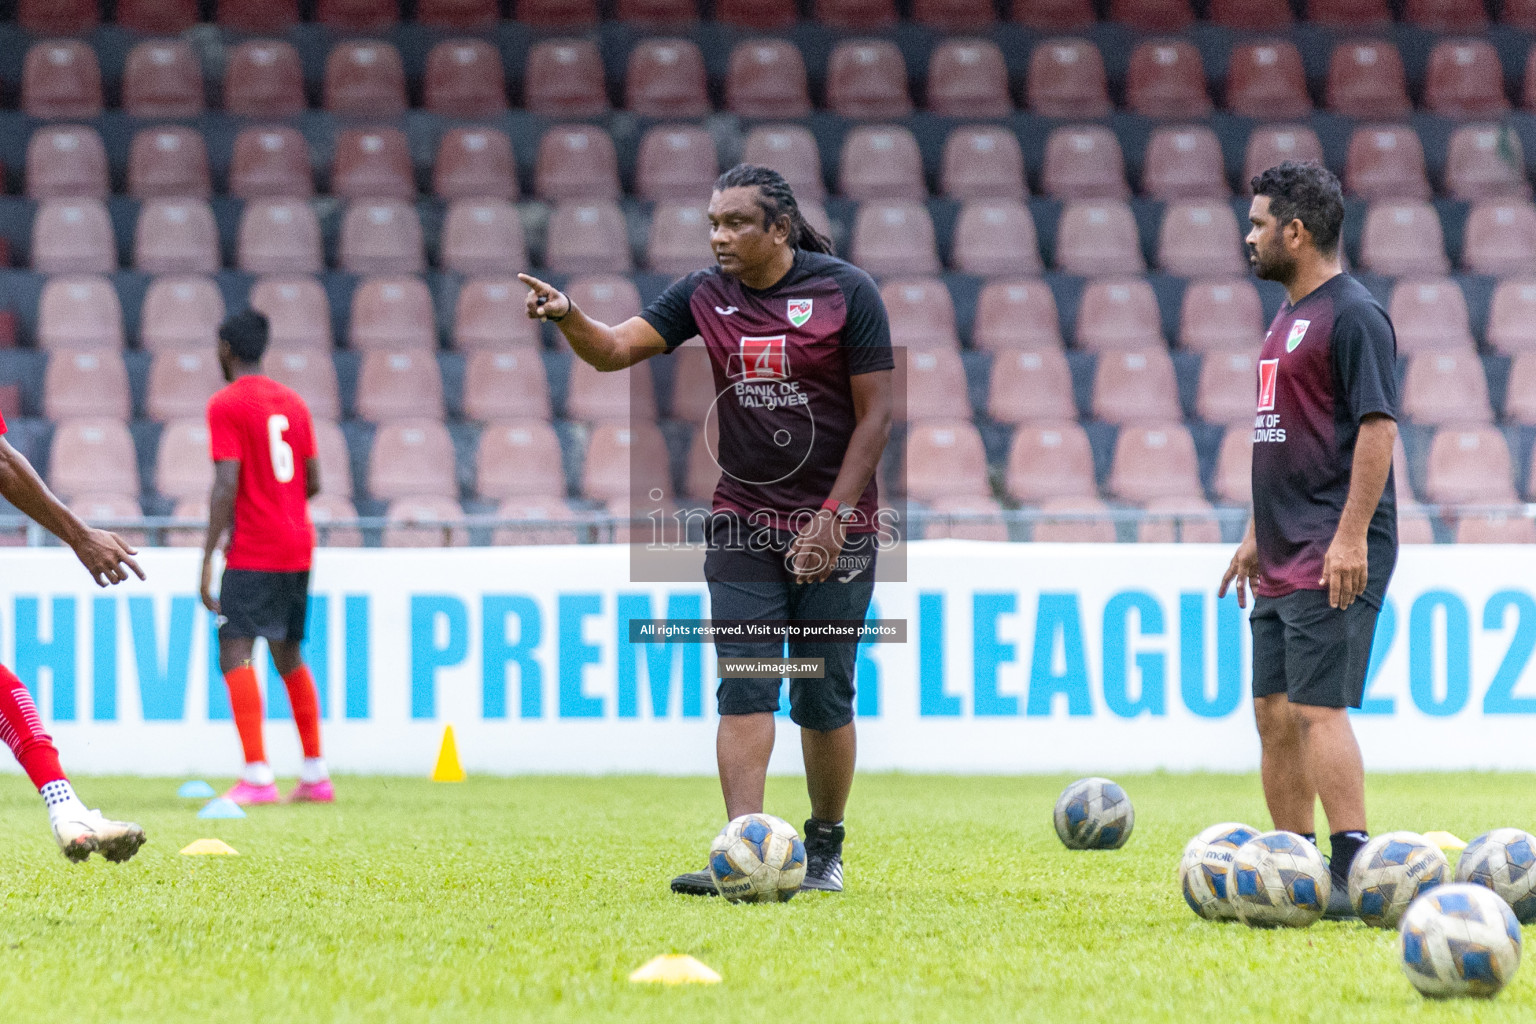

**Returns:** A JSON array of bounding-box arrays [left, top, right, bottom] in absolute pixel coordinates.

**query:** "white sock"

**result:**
[[300, 758, 328, 784], [242, 761, 275, 787], [41, 779, 88, 824]]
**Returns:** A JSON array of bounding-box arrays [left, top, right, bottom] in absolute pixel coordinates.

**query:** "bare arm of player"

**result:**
[[1321, 413, 1396, 611], [305, 457, 321, 499], [0, 437, 143, 587], [1218, 518, 1260, 609], [200, 459, 240, 614], [517, 273, 668, 371], [788, 369, 894, 585]]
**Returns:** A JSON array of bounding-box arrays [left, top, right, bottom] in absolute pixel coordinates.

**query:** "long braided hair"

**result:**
[[713, 164, 834, 255]]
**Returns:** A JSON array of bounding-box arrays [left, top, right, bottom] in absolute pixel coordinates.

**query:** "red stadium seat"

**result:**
[[1027, 38, 1110, 118], [941, 126, 1026, 201], [1505, 354, 1536, 423], [251, 276, 331, 350], [135, 200, 219, 274], [32, 200, 115, 274], [921, 496, 1009, 543], [1126, 40, 1210, 119], [230, 127, 313, 200], [1157, 201, 1244, 276], [851, 202, 939, 276], [1445, 125, 1530, 201], [1108, 0, 1191, 29], [19, 0, 98, 33], [636, 126, 719, 202], [1424, 427, 1516, 504], [951, 200, 1043, 276], [1455, 514, 1536, 544], [1209, 0, 1289, 28], [626, 39, 709, 118], [1307, 0, 1391, 25], [1142, 126, 1227, 200], [1487, 279, 1536, 354], [26, 125, 108, 200], [317, 0, 399, 29], [974, 279, 1062, 351], [906, 421, 990, 501], [383, 498, 468, 548], [237, 200, 322, 274], [1077, 278, 1162, 351], [815, 0, 897, 28], [1004, 422, 1096, 503], [669, 348, 714, 424], [1344, 125, 1431, 201], [1091, 348, 1180, 424], [1195, 351, 1258, 425], [565, 276, 641, 327], [882, 278, 960, 350], [1506, 0, 1536, 28], [339, 200, 424, 275], [927, 39, 1011, 118], [70, 495, 144, 548], [218, 0, 301, 32], [725, 40, 811, 118], [1327, 40, 1411, 119], [1013, 0, 1092, 27], [617, 0, 697, 24], [1402, 351, 1493, 426], [262, 348, 341, 422], [423, 40, 506, 117], [464, 352, 552, 423], [313, 420, 354, 497], [1107, 424, 1201, 503], [741, 126, 824, 201], [513, 0, 597, 26], [434, 128, 518, 202], [141, 276, 224, 352], [1425, 41, 1509, 117], [308, 495, 363, 548], [128, 127, 210, 200], [419, 0, 497, 27], [50, 420, 139, 501], [1032, 498, 1118, 543], [440, 199, 529, 275], [454, 277, 540, 350], [524, 40, 608, 116], [475, 421, 566, 499], [39, 275, 124, 351], [146, 350, 224, 423], [544, 202, 632, 274], [1211, 427, 1252, 505], [1225, 41, 1310, 120], [915, 0, 994, 28], [646, 203, 712, 276], [23, 41, 103, 119], [534, 124, 620, 202], [1242, 126, 1324, 193], [324, 41, 407, 118], [349, 276, 435, 351], [1406, 0, 1488, 30], [1042, 125, 1128, 200], [368, 420, 457, 501], [1137, 497, 1224, 543], [826, 40, 912, 119], [1179, 278, 1262, 352], [1054, 201, 1144, 277], [116, 0, 198, 33], [581, 422, 671, 503], [223, 41, 305, 118], [489, 497, 580, 547], [839, 126, 925, 201], [1360, 202, 1449, 276], [45, 351, 129, 422], [122, 40, 205, 118], [987, 348, 1076, 424], [356, 350, 445, 423], [331, 128, 415, 202], [1389, 277, 1475, 353], [716, 0, 794, 27], [904, 348, 970, 423], [1462, 201, 1536, 275]]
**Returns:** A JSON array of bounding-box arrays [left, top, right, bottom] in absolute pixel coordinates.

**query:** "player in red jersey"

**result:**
[[200, 310, 332, 805], [0, 415, 147, 860]]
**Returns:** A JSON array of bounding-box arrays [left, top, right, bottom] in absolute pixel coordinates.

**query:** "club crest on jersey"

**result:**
[[735, 335, 790, 381], [787, 298, 813, 328], [1285, 319, 1310, 353], [1257, 358, 1279, 411]]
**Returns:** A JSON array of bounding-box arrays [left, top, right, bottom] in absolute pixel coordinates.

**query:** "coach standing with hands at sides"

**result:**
[[518, 165, 893, 896], [1220, 162, 1399, 919]]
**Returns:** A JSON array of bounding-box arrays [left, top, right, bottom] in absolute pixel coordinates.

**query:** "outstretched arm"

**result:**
[[0, 437, 143, 586], [200, 460, 239, 613], [518, 273, 669, 371]]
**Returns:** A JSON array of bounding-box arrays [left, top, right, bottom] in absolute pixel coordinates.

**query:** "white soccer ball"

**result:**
[[1399, 883, 1522, 998], [1348, 831, 1450, 929], [709, 813, 806, 903], [1456, 828, 1536, 924], [1227, 830, 1331, 928], [1053, 777, 1134, 850], [1179, 822, 1261, 920]]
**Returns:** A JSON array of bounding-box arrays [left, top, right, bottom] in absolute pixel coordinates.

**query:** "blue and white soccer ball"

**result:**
[[1227, 830, 1331, 928], [709, 814, 806, 903], [1179, 823, 1261, 920], [1053, 777, 1134, 850], [1456, 828, 1536, 924], [1399, 883, 1522, 998], [1348, 831, 1450, 929]]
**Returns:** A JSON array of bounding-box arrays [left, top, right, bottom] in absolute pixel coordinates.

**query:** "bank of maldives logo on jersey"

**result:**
[[1257, 358, 1279, 412], [1285, 319, 1310, 352], [787, 298, 813, 328], [736, 335, 789, 381]]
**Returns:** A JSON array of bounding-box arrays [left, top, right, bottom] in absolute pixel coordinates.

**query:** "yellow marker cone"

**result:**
[[180, 838, 239, 856], [431, 724, 466, 782], [628, 955, 721, 985], [1424, 830, 1467, 854]]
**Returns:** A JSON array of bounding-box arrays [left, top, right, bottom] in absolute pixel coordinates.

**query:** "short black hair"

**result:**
[[1250, 161, 1345, 255], [219, 309, 270, 363]]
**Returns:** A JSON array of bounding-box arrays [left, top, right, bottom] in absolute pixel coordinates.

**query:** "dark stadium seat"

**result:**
[[827, 40, 912, 119], [122, 40, 205, 118], [951, 199, 1044, 276], [32, 200, 116, 274], [317, 0, 399, 29], [741, 126, 825, 201], [19, 0, 98, 33], [1402, 351, 1493, 426], [368, 420, 457, 500], [1054, 200, 1144, 277], [987, 348, 1076, 424], [217, 0, 301, 31], [1406, 0, 1488, 30], [941, 126, 1026, 201], [339, 200, 424, 275], [350, 276, 435, 351], [1327, 41, 1411, 119], [1487, 280, 1536, 354], [914, 0, 995, 28], [1210, 0, 1289, 28], [927, 39, 1011, 118], [1142, 126, 1227, 200], [1360, 203, 1450, 276], [1506, 0, 1536, 28], [840, 126, 925, 201], [581, 421, 670, 502], [1137, 497, 1223, 542], [434, 129, 518, 202], [1027, 38, 1110, 118], [922, 496, 1009, 542], [1195, 351, 1258, 425], [356, 350, 445, 423], [974, 279, 1063, 351], [1389, 277, 1475, 353], [1446, 126, 1530, 201], [1462, 200, 1536, 275], [1211, 426, 1252, 505], [1004, 422, 1096, 503], [715, 0, 795, 27], [1506, 355, 1536, 424], [906, 421, 991, 501], [475, 421, 566, 499], [141, 276, 224, 352], [1242, 126, 1324, 193], [851, 201, 940, 276], [331, 128, 415, 202], [308, 495, 364, 548], [905, 348, 970, 423], [1425, 427, 1516, 504], [1344, 125, 1431, 201], [135, 200, 220, 275], [116, 0, 199, 33], [50, 420, 139, 501], [545, 202, 632, 274], [725, 40, 811, 118], [238, 200, 323, 274], [454, 277, 540, 349], [815, 0, 897, 28], [27, 126, 108, 200], [1307, 0, 1391, 25], [23, 41, 103, 119], [147, 351, 224, 423], [535, 124, 621, 202], [383, 497, 468, 548], [424, 40, 506, 117], [250, 275, 332, 350], [626, 39, 710, 118], [262, 347, 341, 422], [1126, 40, 1210, 119], [1179, 277, 1263, 351], [1108, 0, 1192, 30], [1225, 41, 1310, 120], [39, 275, 124, 350], [567, 355, 658, 423], [45, 351, 130, 422], [882, 278, 960, 349], [1032, 497, 1118, 542], [223, 41, 306, 118], [441, 199, 529, 275], [1042, 125, 1129, 200], [463, 351, 552, 422], [636, 126, 719, 202], [324, 41, 408, 118], [1107, 424, 1201, 503], [645, 203, 712, 276], [1425, 41, 1509, 117], [617, 0, 698, 24], [128, 128, 211, 200], [313, 420, 354, 497], [418, 0, 498, 27], [1456, 514, 1536, 544], [1091, 348, 1181, 424], [490, 498, 580, 547]]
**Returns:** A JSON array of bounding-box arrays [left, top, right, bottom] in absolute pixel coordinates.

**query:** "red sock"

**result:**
[[283, 665, 323, 759], [223, 665, 266, 764], [0, 665, 66, 789]]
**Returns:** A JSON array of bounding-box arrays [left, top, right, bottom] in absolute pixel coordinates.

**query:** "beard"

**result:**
[[1248, 242, 1296, 286]]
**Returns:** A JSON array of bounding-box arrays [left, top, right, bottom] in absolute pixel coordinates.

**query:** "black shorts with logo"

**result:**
[[1250, 588, 1381, 709], [219, 569, 310, 643]]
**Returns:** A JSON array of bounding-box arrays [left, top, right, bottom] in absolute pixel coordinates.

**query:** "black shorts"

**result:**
[[1250, 589, 1381, 709], [705, 519, 877, 732], [219, 569, 310, 643]]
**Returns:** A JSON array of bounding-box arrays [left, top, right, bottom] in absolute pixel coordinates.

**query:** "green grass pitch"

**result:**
[[0, 773, 1533, 1023]]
